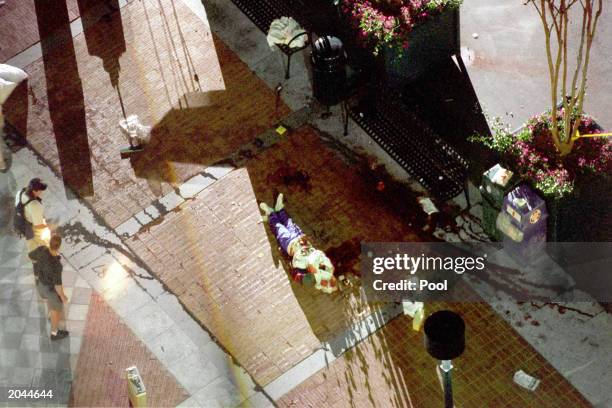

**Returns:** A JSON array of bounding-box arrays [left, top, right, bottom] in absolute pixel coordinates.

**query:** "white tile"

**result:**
[[192, 376, 247, 408], [176, 396, 202, 408], [103, 278, 153, 318], [179, 174, 211, 199], [134, 210, 152, 225], [148, 325, 200, 366], [143, 205, 161, 220], [74, 277, 91, 289], [123, 301, 175, 343], [158, 191, 183, 212], [66, 304, 89, 321], [168, 353, 223, 394], [115, 217, 142, 238], [203, 165, 234, 180]]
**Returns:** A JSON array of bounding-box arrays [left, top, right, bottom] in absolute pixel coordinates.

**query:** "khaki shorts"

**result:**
[[36, 280, 63, 312]]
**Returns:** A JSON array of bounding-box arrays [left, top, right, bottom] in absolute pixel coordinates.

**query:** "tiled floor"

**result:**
[[0, 234, 89, 407]]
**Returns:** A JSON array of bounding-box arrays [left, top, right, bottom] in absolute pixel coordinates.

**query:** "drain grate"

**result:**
[[348, 87, 469, 202]]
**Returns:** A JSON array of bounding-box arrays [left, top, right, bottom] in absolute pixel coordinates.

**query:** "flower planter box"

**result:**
[[382, 8, 460, 85], [545, 174, 611, 242], [507, 119, 611, 242]]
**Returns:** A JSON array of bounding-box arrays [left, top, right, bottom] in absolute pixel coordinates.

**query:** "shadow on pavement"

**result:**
[[400, 56, 495, 181], [34, 0, 94, 197], [129, 32, 287, 189], [77, 0, 126, 89]]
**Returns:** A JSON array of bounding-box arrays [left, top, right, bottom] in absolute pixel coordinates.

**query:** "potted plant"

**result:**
[[340, 0, 462, 83], [470, 0, 610, 244]]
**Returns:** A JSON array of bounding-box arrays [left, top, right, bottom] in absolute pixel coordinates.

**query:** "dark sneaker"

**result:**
[[50, 330, 69, 341]]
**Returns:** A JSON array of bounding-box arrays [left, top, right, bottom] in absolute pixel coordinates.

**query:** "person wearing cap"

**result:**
[[260, 194, 338, 294], [15, 178, 50, 252]]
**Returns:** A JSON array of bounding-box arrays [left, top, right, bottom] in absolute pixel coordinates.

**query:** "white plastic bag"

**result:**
[[119, 115, 151, 146], [266, 17, 306, 49], [0, 64, 28, 104]]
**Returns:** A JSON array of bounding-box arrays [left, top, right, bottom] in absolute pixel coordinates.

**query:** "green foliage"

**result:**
[[468, 116, 516, 154], [534, 173, 574, 199]]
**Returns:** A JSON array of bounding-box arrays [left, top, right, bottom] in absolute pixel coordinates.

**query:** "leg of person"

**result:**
[[275, 193, 284, 211], [269, 208, 289, 226], [259, 202, 274, 220], [49, 299, 68, 340], [0, 147, 5, 170], [269, 219, 292, 254], [38, 282, 68, 340]]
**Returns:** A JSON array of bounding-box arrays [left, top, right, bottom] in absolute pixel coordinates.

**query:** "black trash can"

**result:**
[[311, 36, 347, 106], [424, 310, 465, 361]]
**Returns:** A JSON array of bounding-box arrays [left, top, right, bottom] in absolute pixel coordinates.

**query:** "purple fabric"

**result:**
[[269, 209, 303, 254]]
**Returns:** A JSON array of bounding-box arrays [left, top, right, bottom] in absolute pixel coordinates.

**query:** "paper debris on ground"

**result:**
[[513, 370, 540, 391]]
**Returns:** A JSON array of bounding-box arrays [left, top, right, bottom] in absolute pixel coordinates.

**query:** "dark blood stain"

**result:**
[[268, 166, 311, 192], [355, 159, 458, 235], [137, 216, 165, 235], [531, 302, 597, 318], [531, 320, 541, 326], [237, 149, 254, 160], [325, 238, 362, 277], [216, 158, 237, 168]]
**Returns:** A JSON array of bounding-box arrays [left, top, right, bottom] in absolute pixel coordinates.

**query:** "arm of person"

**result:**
[[54, 284, 68, 303], [27, 201, 48, 229], [52, 259, 67, 302]]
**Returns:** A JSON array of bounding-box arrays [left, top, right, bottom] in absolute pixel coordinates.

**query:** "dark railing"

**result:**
[[348, 85, 470, 202]]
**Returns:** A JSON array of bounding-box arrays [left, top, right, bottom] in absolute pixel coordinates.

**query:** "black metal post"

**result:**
[[285, 54, 292, 79], [442, 367, 453, 408], [342, 100, 349, 136], [464, 178, 471, 209]]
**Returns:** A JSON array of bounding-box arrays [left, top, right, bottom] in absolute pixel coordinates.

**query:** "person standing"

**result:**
[[15, 178, 50, 252], [29, 234, 69, 340]]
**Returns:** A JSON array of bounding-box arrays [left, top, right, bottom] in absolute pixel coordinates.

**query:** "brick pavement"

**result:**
[[0, 0, 79, 63], [3, 0, 289, 228], [69, 293, 189, 407], [126, 126, 428, 386], [277, 300, 592, 408]]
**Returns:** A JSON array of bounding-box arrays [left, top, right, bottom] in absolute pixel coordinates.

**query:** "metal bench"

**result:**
[[348, 86, 470, 203], [229, 0, 312, 78]]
